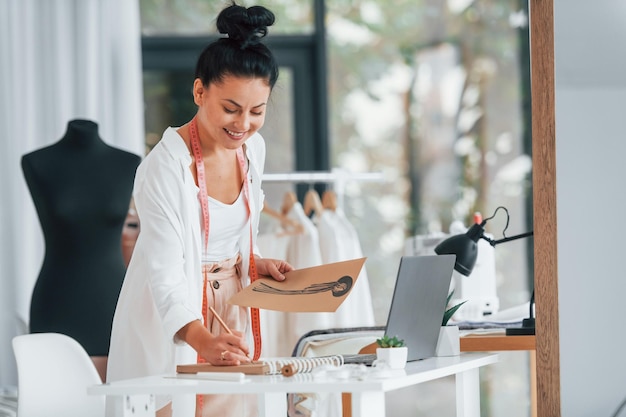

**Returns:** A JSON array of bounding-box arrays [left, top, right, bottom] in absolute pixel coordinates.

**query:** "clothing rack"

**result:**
[[262, 169, 385, 209]]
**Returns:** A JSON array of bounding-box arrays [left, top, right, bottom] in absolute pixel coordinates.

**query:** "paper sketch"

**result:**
[[227, 258, 366, 312], [252, 276, 353, 297]]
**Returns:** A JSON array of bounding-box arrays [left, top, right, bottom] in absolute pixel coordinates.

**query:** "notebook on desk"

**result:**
[[344, 254, 456, 364]]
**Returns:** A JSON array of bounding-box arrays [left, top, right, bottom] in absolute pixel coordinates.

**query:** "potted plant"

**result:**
[[437, 291, 467, 356], [375, 335, 408, 369]]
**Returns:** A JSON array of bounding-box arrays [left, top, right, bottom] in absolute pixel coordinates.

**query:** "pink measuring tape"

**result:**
[[189, 117, 262, 362]]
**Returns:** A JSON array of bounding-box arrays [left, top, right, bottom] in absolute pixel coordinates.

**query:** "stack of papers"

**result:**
[[451, 302, 531, 330]]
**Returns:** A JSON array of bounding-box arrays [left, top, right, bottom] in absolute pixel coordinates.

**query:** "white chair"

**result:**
[[289, 327, 384, 417], [12, 333, 105, 417]]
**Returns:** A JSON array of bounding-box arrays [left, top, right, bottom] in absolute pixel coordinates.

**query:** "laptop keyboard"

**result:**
[[342, 353, 377, 366]]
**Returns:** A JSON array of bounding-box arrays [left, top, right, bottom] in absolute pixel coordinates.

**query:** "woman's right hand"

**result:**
[[200, 330, 251, 365], [177, 320, 251, 365]]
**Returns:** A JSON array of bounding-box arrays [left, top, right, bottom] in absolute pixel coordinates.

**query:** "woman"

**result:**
[[106, 3, 293, 416]]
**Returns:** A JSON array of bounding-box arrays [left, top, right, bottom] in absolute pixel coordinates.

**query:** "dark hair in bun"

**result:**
[[195, 2, 279, 89]]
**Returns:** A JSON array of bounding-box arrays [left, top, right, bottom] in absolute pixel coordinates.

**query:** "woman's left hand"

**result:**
[[255, 258, 293, 281]]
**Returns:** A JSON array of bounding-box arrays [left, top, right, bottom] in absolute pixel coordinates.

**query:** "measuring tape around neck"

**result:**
[[189, 117, 262, 361]]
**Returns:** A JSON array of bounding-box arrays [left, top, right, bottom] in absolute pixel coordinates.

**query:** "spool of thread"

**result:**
[[281, 364, 297, 377]]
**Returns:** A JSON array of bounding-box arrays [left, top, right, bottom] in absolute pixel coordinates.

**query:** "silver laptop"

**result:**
[[344, 254, 455, 363], [386, 254, 455, 361]]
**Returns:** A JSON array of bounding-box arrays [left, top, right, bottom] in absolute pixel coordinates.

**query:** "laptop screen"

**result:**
[[384, 254, 455, 361]]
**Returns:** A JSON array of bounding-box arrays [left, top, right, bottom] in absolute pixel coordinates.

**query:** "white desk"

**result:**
[[90, 352, 497, 417]]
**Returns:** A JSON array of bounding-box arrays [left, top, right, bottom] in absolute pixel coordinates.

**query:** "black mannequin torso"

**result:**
[[22, 119, 141, 356]]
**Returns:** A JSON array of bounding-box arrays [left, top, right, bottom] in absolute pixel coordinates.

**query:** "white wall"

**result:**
[[554, 1, 626, 415]]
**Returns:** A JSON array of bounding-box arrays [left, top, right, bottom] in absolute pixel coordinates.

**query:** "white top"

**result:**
[[204, 190, 248, 261], [106, 127, 266, 413]]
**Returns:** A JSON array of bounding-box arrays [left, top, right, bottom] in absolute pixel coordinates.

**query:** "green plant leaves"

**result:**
[[376, 334, 405, 348], [442, 290, 467, 326]]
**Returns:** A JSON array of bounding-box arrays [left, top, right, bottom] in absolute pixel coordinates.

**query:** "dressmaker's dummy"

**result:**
[[21, 119, 141, 382]]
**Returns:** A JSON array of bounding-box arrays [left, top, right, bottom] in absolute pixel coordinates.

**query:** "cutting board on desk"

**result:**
[[177, 355, 345, 376], [177, 361, 270, 375]]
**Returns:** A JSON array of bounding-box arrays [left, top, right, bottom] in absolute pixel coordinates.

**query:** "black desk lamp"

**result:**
[[434, 206, 535, 336]]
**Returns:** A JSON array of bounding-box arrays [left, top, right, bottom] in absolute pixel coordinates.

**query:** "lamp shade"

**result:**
[[434, 222, 485, 276]]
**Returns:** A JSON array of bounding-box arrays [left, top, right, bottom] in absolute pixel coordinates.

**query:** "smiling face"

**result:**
[[193, 75, 271, 150]]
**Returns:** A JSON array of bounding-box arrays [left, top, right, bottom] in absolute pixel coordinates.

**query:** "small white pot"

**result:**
[[376, 346, 408, 369], [436, 325, 460, 356]]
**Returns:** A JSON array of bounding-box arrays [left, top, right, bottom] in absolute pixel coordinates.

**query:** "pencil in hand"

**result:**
[[209, 306, 251, 361], [209, 306, 233, 335]]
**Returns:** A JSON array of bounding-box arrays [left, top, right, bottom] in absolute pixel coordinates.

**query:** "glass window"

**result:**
[[324, 1, 532, 415], [140, 0, 315, 35], [325, 0, 532, 318], [143, 70, 196, 153], [256, 68, 298, 224]]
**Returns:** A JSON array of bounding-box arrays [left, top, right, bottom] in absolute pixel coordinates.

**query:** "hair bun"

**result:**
[[217, 4, 275, 48]]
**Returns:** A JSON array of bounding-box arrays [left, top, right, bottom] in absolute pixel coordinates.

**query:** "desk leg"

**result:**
[[351, 392, 385, 417], [455, 368, 480, 417], [530, 351, 537, 417], [113, 394, 155, 416], [257, 392, 287, 417]]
